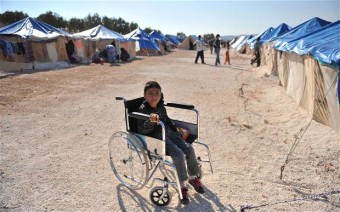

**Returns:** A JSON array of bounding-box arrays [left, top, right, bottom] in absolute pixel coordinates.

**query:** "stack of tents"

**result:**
[[0, 17, 183, 71], [234, 17, 340, 132]]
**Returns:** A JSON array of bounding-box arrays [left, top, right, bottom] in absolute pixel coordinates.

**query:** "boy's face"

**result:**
[[144, 87, 161, 108]]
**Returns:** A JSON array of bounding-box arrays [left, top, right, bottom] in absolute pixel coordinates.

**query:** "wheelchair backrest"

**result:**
[[124, 97, 145, 133]]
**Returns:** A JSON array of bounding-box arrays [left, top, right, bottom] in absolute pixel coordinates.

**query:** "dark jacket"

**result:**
[[214, 39, 221, 48], [137, 100, 177, 138], [254, 41, 260, 54]]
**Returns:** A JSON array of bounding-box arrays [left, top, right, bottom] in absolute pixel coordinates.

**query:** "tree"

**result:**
[[114, 17, 129, 34], [37, 11, 67, 29], [143, 27, 153, 34], [68, 17, 85, 33], [203, 33, 214, 42], [144, 28, 162, 35], [84, 13, 102, 29], [177, 32, 186, 37], [129, 22, 139, 33], [102, 16, 114, 30], [0, 11, 28, 27]]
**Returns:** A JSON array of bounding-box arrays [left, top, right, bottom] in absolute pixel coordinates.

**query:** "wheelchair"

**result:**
[[109, 96, 213, 206]]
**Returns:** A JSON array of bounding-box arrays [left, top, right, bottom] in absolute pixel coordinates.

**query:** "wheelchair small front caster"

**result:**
[[149, 186, 172, 206]]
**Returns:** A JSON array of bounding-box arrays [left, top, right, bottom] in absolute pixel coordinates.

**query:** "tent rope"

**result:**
[[235, 48, 272, 97], [280, 71, 340, 179], [240, 188, 340, 211]]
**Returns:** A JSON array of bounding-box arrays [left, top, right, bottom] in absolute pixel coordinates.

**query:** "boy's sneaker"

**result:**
[[180, 187, 189, 205], [189, 178, 205, 194]]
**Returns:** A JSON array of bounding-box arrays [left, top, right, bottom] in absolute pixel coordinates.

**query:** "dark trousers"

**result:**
[[195, 50, 204, 63], [251, 51, 261, 67]]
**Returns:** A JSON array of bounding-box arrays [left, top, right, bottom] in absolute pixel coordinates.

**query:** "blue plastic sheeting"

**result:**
[[309, 35, 340, 68], [273, 17, 331, 48], [149, 31, 168, 43], [176, 35, 185, 43], [278, 21, 340, 55], [125, 28, 160, 50], [248, 27, 273, 49], [0, 17, 71, 39], [73, 25, 127, 42], [273, 20, 340, 69], [190, 35, 198, 40], [262, 23, 291, 43], [165, 34, 181, 45]]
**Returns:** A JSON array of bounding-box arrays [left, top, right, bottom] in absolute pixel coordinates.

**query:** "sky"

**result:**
[[1, 0, 339, 36]]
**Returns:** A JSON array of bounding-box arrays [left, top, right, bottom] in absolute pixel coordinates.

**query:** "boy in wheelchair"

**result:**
[[137, 81, 205, 205]]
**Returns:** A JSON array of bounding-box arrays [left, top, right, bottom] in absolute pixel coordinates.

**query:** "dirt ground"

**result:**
[[0, 49, 339, 211]]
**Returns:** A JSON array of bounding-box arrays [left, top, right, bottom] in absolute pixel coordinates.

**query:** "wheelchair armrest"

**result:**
[[116, 96, 126, 101], [165, 102, 195, 110], [129, 112, 150, 120], [129, 112, 166, 142]]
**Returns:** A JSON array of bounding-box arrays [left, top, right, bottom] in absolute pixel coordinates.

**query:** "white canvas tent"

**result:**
[[73, 25, 136, 62], [231, 35, 252, 53], [0, 17, 72, 71], [178, 35, 198, 50]]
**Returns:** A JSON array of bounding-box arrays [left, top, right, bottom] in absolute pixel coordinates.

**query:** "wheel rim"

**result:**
[[150, 187, 171, 206], [109, 131, 149, 190]]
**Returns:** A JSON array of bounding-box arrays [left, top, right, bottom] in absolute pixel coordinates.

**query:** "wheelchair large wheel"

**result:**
[[109, 131, 149, 190]]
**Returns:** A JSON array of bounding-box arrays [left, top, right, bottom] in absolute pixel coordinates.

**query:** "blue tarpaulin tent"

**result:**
[[125, 28, 160, 55], [272, 17, 331, 48], [149, 31, 174, 53], [0, 17, 71, 40], [267, 18, 340, 130], [273, 20, 340, 68], [247, 27, 274, 49], [262, 23, 291, 43], [149, 31, 168, 43], [165, 34, 181, 46]]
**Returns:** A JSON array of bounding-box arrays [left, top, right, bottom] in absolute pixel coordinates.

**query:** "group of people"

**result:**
[[92, 42, 130, 64], [194, 34, 261, 67], [193, 34, 231, 66]]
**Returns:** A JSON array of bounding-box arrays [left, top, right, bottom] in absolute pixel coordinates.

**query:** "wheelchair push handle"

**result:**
[[165, 102, 195, 110], [116, 96, 126, 101]]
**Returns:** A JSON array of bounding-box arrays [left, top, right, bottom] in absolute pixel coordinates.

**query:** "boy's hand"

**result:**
[[149, 113, 160, 124]]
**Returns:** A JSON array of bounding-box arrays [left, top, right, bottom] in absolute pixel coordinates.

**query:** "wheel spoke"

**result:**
[[109, 131, 149, 190]]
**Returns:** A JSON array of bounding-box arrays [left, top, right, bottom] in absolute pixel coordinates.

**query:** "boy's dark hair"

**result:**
[[144, 81, 161, 93]]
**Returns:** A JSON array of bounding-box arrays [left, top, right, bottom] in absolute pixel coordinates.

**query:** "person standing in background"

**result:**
[[213, 34, 221, 66], [224, 40, 231, 65], [193, 35, 205, 64], [209, 39, 214, 54], [251, 37, 261, 67]]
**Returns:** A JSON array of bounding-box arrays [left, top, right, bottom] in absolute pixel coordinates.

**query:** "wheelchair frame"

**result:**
[[109, 96, 213, 206]]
